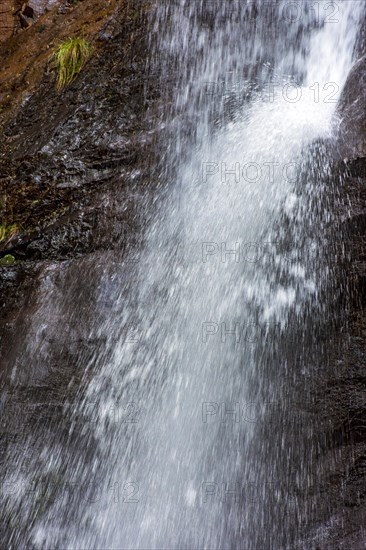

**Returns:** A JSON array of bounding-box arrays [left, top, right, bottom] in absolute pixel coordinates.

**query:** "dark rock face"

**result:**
[[0, 1, 159, 264], [0, 0, 165, 374], [337, 55, 366, 160], [0, 3, 163, 544], [309, 53, 366, 549]]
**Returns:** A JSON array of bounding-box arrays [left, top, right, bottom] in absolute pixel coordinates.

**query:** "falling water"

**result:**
[[2, 1, 364, 549]]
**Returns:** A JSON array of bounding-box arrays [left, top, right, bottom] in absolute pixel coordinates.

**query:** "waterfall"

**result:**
[[2, 1, 364, 549]]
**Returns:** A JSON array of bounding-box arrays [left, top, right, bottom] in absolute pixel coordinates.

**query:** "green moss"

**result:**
[[0, 254, 15, 266], [53, 36, 93, 91]]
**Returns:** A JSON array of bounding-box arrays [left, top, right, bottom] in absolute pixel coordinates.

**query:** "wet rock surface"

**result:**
[[337, 54, 366, 160], [308, 48, 366, 549], [0, 0, 165, 402], [0, 1, 162, 545], [0, 0, 158, 305]]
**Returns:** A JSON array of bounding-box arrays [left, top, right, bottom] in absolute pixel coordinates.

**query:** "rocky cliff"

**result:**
[[308, 52, 366, 549], [0, 0, 160, 331]]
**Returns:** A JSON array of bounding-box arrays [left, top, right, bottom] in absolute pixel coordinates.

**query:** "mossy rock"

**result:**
[[0, 254, 16, 266]]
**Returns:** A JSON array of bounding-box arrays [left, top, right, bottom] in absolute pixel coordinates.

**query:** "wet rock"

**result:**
[[0, 20, 158, 517], [0, 0, 158, 261], [314, 47, 366, 550], [0, 0, 157, 348], [337, 55, 366, 160]]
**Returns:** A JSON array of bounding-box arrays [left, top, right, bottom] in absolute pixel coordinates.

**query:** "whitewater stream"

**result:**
[[1, 1, 365, 549]]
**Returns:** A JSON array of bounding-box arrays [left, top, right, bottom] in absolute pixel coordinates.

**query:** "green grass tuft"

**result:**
[[53, 36, 93, 91], [0, 224, 18, 243]]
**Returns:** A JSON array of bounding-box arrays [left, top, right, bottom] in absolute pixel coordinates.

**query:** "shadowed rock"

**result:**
[[337, 54, 366, 160]]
